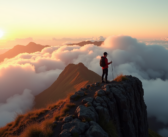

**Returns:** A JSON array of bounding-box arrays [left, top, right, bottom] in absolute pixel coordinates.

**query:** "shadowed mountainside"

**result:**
[[67, 41, 103, 46], [34, 63, 101, 109], [0, 42, 49, 63]]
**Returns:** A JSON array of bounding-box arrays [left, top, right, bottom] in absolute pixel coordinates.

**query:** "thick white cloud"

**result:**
[[0, 35, 168, 129], [143, 79, 168, 124], [0, 89, 34, 127]]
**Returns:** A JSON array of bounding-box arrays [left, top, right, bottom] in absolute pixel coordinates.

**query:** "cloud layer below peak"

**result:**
[[0, 36, 168, 134]]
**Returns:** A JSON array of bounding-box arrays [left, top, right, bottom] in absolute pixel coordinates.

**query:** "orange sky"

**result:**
[[0, 0, 168, 41]]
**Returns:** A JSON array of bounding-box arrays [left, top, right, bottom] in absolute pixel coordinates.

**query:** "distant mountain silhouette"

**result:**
[[0, 42, 49, 63], [67, 41, 103, 46], [34, 63, 101, 109]]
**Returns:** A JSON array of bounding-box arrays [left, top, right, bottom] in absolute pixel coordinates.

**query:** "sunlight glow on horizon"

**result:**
[[0, 30, 4, 39], [0, 0, 168, 40]]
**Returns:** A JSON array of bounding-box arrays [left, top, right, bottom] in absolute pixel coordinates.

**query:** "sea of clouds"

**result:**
[[0, 35, 168, 136]]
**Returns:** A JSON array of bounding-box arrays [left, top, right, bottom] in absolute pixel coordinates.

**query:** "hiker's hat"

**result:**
[[104, 52, 108, 55]]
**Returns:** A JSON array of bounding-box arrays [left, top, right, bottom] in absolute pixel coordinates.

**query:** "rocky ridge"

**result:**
[[55, 75, 148, 137]]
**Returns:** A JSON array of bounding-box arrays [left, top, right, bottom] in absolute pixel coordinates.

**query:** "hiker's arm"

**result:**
[[108, 61, 112, 65]]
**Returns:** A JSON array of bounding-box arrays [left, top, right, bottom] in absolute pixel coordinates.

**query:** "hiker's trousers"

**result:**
[[102, 68, 108, 82]]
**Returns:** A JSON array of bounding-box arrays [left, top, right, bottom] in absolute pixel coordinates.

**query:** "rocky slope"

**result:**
[[53, 75, 148, 137]]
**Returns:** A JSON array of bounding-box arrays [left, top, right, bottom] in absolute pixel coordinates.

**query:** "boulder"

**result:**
[[94, 96, 107, 107], [95, 96, 104, 103], [70, 94, 78, 100], [103, 85, 111, 95], [70, 90, 85, 100], [95, 106, 110, 122], [76, 90, 85, 97], [95, 89, 105, 96], [82, 97, 93, 104], [92, 100, 101, 107], [75, 105, 98, 122], [85, 102, 92, 107], [62, 118, 89, 135], [85, 121, 109, 137], [86, 85, 90, 89], [80, 88, 85, 91], [60, 129, 71, 137], [63, 116, 73, 123]]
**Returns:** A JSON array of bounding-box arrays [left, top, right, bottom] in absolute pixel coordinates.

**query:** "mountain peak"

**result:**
[[34, 63, 101, 109], [66, 63, 87, 69], [77, 62, 86, 68], [27, 42, 39, 47], [0, 42, 49, 63]]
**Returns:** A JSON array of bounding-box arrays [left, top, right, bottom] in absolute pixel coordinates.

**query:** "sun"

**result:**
[[0, 30, 4, 38]]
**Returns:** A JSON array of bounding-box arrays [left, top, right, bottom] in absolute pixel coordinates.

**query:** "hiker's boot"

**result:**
[[105, 80, 110, 83]]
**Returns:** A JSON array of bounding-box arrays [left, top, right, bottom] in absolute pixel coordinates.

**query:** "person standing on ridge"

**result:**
[[100, 52, 112, 83]]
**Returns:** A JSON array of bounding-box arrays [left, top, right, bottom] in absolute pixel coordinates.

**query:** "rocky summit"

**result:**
[[57, 75, 148, 137], [0, 75, 149, 137]]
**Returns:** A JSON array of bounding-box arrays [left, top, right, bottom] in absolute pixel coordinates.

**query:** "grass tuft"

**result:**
[[20, 124, 43, 137], [20, 119, 54, 137], [48, 104, 58, 110], [66, 103, 76, 108], [12, 114, 24, 128], [0, 127, 8, 137], [41, 120, 54, 136], [55, 115, 61, 121], [7, 123, 13, 127], [0, 99, 65, 137], [114, 74, 127, 82], [54, 102, 76, 121], [62, 106, 70, 114]]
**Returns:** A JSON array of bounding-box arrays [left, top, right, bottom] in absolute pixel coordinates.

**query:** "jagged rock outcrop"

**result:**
[[58, 76, 148, 137]]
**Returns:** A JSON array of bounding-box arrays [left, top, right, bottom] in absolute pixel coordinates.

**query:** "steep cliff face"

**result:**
[[58, 76, 148, 137]]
